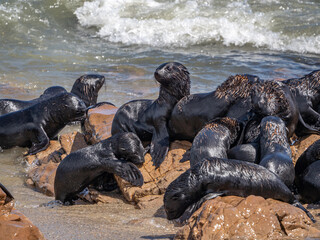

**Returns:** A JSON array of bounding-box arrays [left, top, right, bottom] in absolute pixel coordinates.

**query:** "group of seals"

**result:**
[[111, 62, 190, 168], [0, 74, 105, 116], [54, 132, 145, 203]]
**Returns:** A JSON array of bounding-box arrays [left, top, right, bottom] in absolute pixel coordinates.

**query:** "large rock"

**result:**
[[0, 185, 45, 240], [115, 140, 191, 207], [25, 131, 88, 196], [83, 103, 118, 144], [175, 195, 320, 240]]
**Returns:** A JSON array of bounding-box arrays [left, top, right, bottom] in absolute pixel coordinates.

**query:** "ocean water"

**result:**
[[0, 0, 320, 239]]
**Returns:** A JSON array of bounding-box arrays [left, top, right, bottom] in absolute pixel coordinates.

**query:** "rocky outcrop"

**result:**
[[25, 131, 88, 196], [115, 140, 191, 207], [175, 195, 320, 240], [0, 185, 45, 240], [83, 103, 118, 144]]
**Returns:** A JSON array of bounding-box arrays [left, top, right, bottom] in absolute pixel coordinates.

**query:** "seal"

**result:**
[[0, 92, 86, 155], [70, 74, 105, 107], [188, 117, 246, 167], [282, 70, 320, 136], [54, 132, 145, 203], [168, 74, 260, 141], [248, 80, 299, 141], [259, 116, 294, 187], [163, 157, 315, 223], [227, 143, 260, 163], [111, 62, 190, 168], [0, 86, 67, 115], [295, 139, 320, 203]]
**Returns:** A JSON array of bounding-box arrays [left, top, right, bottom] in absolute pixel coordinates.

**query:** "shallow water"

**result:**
[[0, 0, 320, 239]]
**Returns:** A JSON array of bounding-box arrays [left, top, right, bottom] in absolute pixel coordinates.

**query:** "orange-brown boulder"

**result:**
[[25, 131, 88, 196], [115, 140, 191, 205], [175, 195, 320, 240], [0, 185, 45, 240], [83, 103, 118, 144], [290, 134, 320, 165]]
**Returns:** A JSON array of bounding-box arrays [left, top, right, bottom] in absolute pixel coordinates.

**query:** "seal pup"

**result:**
[[164, 157, 315, 223], [54, 132, 144, 203], [0, 92, 86, 155], [188, 117, 246, 167], [111, 62, 190, 168], [282, 70, 320, 136], [259, 116, 294, 187], [295, 139, 320, 203], [0, 86, 67, 115], [168, 74, 260, 141], [70, 74, 105, 107]]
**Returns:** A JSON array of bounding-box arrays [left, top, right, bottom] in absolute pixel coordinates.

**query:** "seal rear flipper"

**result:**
[[26, 127, 50, 155], [113, 161, 144, 187], [176, 192, 224, 225], [292, 200, 316, 223], [150, 127, 169, 168], [296, 112, 320, 137]]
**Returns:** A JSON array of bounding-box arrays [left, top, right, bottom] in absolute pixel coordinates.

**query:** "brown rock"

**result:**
[[27, 161, 58, 196], [175, 195, 320, 240], [0, 185, 45, 240], [83, 103, 118, 144], [59, 131, 88, 155], [290, 134, 320, 165], [115, 140, 191, 203]]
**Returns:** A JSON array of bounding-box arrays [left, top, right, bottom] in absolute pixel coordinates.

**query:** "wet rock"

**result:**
[[25, 131, 88, 196], [175, 195, 320, 240], [290, 134, 320, 165], [0, 185, 45, 240], [115, 140, 191, 205], [83, 103, 118, 144]]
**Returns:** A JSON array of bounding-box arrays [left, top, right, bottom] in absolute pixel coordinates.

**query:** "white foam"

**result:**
[[73, 0, 319, 54]]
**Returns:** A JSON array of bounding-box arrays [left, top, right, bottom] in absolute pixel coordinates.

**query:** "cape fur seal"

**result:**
[[111, 62, 190, 168], [282, 70, 320, 136], [168, 74, 260, 141], [0, 92, 86, 155], [295, 139, 320, 203], [259, 116, 294, 187], [54, 132, 144, 203], [164, 157, 315, 223]]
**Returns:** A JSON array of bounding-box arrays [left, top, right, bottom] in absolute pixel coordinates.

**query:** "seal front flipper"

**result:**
[[112, 161, 144, 187], [150, 125, 169, 168], [176, 192, 224, 225], [26, 126, 50, 155]]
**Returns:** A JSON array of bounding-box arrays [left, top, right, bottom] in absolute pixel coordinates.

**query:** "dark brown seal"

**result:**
[[168, 74, 260, 141], [259, 116, 294, 187], [111, 62, 190, 168], [282, 70, 320, 136], [70, 74, 105, 107], [188, 116, 247, 167], [0, 86, 67, 115], [0, 92, 86, 155], [54, 132, 144, 203], [164, 157, 314, 223], [295, 139, 320, 203]]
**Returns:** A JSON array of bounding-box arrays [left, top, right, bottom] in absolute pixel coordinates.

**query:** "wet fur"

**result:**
[[111, 62, 190, 168], [54, 133, 145, 203], [0, 92, 86, 155]]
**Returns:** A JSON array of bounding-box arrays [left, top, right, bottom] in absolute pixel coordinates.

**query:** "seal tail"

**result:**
[[292, 200, 316, 223]]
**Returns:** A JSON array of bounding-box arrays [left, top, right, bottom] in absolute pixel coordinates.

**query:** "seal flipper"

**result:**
[[292, 200, 316, 223], [0, 182, 14, 203], [150, 125, 169, 168], [26, 126, 50, 155], [176, 192, 224, 225], [296, 111, 320, 136], [112, 161, 144, 187]]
